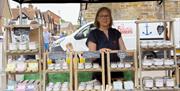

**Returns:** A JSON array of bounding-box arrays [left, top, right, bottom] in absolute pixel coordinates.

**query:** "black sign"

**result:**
[[82, 51, 100, 59], [49, 51, 67, 59]]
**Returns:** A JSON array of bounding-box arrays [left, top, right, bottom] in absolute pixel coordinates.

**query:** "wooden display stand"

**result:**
[[43, 51, 73, 91], [106, 50, 138, 91], [136, 20, 179, 90], [4, 24, 43, 91], [74, 51, 105, 91]]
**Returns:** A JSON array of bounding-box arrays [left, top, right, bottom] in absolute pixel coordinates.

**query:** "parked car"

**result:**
[[51, 19, 180, 56]]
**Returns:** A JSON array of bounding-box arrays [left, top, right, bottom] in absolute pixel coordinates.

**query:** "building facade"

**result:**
[[11, 4, 61, 35]]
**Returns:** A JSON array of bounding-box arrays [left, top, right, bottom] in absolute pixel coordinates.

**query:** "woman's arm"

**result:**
[[87, 41, 97, 51], [119, 37, 126, 51]]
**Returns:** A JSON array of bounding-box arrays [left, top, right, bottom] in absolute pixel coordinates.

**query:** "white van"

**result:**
[[52, 19, 180, 52]]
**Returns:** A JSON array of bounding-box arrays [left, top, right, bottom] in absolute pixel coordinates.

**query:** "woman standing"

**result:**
[[86, 7, 126, 83]]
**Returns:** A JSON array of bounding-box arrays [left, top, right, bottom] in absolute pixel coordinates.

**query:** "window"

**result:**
[[21, 14, 27, 25], [74, 24, 95, 40]]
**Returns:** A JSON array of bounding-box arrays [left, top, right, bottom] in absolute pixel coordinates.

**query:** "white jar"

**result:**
[[164, 59, 174, 66], [124, 81, 134, 90], [78, 85, 85, 90], [165, 78, 175, 87], [86, 84, 93, 90], [48, 64, 55, 70], [19, 42, 27, 50], [62, 62, 68, 69], [142, 59, 153, 66], [111, 62, 118, 68], [85, 63, 92, 69], [117, 62, 124, 68], [154, 77, 164, 87], [113, 81, 123, 90], [124, 63, 131, 68], [143, 77, 153, 88], [9, 43, 18, 51], [29, 42, 37, 50], [165, 41, 172, 47], [78, 63, 84, 69], [94, 85, 101, 90], [93, 63, 100, 69], [153, 59, 164, 66], [54, 64, 61, 70], [140, 41, 148, 48]]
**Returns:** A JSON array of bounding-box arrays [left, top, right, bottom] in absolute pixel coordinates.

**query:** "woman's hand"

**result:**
[[99, 48, 111, 53]]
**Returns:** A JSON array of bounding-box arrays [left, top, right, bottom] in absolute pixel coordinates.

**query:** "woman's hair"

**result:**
[[94, 7, 113, 28]]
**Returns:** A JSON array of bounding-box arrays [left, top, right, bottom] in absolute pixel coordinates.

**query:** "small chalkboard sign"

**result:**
[[14, 27, 30, 36], [49, 51, 66, 59], [117, 50, 128, 60], [82, 51, 100, 59]]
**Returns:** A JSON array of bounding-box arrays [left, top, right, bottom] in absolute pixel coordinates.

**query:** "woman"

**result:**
[[86, 7, 126, 83]]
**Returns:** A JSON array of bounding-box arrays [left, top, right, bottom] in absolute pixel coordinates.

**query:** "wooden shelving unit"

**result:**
[[4, 24, 43, 91], [43, 51, 73, 91], [106, 50, 138, 90], [136, 20, 179, 90], [74, 51, 105, 91]]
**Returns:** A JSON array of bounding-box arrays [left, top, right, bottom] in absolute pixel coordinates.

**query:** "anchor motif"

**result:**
[[142, 23, 152, 35]]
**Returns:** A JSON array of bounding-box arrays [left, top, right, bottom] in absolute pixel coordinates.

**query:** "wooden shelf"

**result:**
[[142, 65, 176, 70], [106, 50, 138, 89], [111, 88, 140, 91], [6, 71, 39, 74], [141, 46, 174, 51], [144, 87, 179, 91], [45, 69, 70, 73], [6, 49, 39, 55], [110, 67, 135, 72], [136, 20, 179, 90], [4, 25, 43, 91], [135, 19, 173, 23], [77, 68, 102, 72], [43, 52, 73, 91]]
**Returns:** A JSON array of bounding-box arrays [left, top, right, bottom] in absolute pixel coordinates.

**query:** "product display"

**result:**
[[78, 80, 101, 91], [143, 77, 154, 88], [154, 77, 164, 87], [137, 20, 178, 90], [113, 81, 123, 90], [140, 40, 173, 49], [46, 82, 69, 91], [4, 25, 43, 91], [9, 43, 18, 51], [29, 42, 38, 50]]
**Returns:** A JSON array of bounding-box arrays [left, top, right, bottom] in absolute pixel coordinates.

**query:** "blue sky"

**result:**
[[9, 0, 80, 25]]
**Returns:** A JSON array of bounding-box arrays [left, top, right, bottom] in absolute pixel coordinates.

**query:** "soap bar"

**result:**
[[9, 43, 18, 51], [85, 63, 92, 69], [111, 62, 117, 68], [166, 79, 175, 87], [117, 62, 124, 68], [29, 42, 37, 50], [78, 63, 84, 69], [143, 59, 153, 66], [155, 78, 164, 87], [144, 79, 153, 88], [113, 81, 123, 90], [124, 81, 134, 90], [164, 59, 174, 66], [124, 63, 131, 68], [154, 59, 163, 66], [93, 63, 100, 69]]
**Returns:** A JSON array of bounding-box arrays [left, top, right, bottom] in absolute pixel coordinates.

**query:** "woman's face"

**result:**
[[98, 10, 111, 28]]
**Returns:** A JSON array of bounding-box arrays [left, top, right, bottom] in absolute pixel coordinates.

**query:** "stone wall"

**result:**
[[81, 0, 180, 22]]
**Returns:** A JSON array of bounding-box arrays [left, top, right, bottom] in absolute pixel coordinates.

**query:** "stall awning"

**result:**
[[12, 0, 161, 4]]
